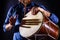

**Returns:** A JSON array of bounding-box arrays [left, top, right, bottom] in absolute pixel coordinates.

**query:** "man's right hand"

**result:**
[[9, 16, 16, 25]]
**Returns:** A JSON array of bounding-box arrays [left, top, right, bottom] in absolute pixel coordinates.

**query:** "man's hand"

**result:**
[[31, 7, 51, 17], [9, 16, 16, 25], [31, 7, 39, 15], [5, 16, 16, 31]]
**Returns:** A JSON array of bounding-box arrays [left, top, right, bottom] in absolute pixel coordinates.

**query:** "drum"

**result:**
[[19, 10, 59, 40]]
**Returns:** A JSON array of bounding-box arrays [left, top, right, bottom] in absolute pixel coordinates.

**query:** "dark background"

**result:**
[[0, 0, 60, 40]]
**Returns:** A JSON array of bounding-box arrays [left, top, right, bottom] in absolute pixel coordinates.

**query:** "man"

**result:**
[[3, 0, 59, 40]]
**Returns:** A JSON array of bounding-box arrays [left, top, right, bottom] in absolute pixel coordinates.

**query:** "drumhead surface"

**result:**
[[19, 11, 43, 38]]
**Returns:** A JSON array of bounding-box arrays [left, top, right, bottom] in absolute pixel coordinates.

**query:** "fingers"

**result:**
[[31, 7, 40, 15], [9, 16, 16, 25]]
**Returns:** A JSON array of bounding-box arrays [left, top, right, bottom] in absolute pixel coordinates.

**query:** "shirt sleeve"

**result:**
[[49, 13, 59, 24], [3, 7, 13, 32], [38, 3, 59, 24]]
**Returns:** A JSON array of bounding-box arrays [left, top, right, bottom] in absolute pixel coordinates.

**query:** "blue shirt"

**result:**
[[3, 2, 59, 32]]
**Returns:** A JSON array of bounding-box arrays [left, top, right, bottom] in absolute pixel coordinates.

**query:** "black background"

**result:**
[[0, 0, 60, 40]]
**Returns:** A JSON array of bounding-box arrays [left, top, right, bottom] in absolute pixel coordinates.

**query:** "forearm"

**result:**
[[38, 5, 59, 24], [38, 7, 51, 17], [38, 7, 59, 24], [5, 23, 13, 31]]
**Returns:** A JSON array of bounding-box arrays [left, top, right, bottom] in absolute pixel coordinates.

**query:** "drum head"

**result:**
[[19, 11, 43, 38]]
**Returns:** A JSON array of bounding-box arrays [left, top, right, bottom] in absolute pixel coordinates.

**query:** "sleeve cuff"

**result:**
[[3, 24, 6, 32], [49, 13, 59, 24]]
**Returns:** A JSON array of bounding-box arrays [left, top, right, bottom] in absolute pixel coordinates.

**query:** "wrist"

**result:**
[[6, 23, 13, 31], [48, 12, 51, 17], [48, 13, 52, 17], [9, 22, 15, 26], [9, 23, 14, 26]]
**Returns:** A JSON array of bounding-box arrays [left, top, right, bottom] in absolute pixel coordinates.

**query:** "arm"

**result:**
[[38, 4, 59, 24], [3, 7, 14, 32]]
